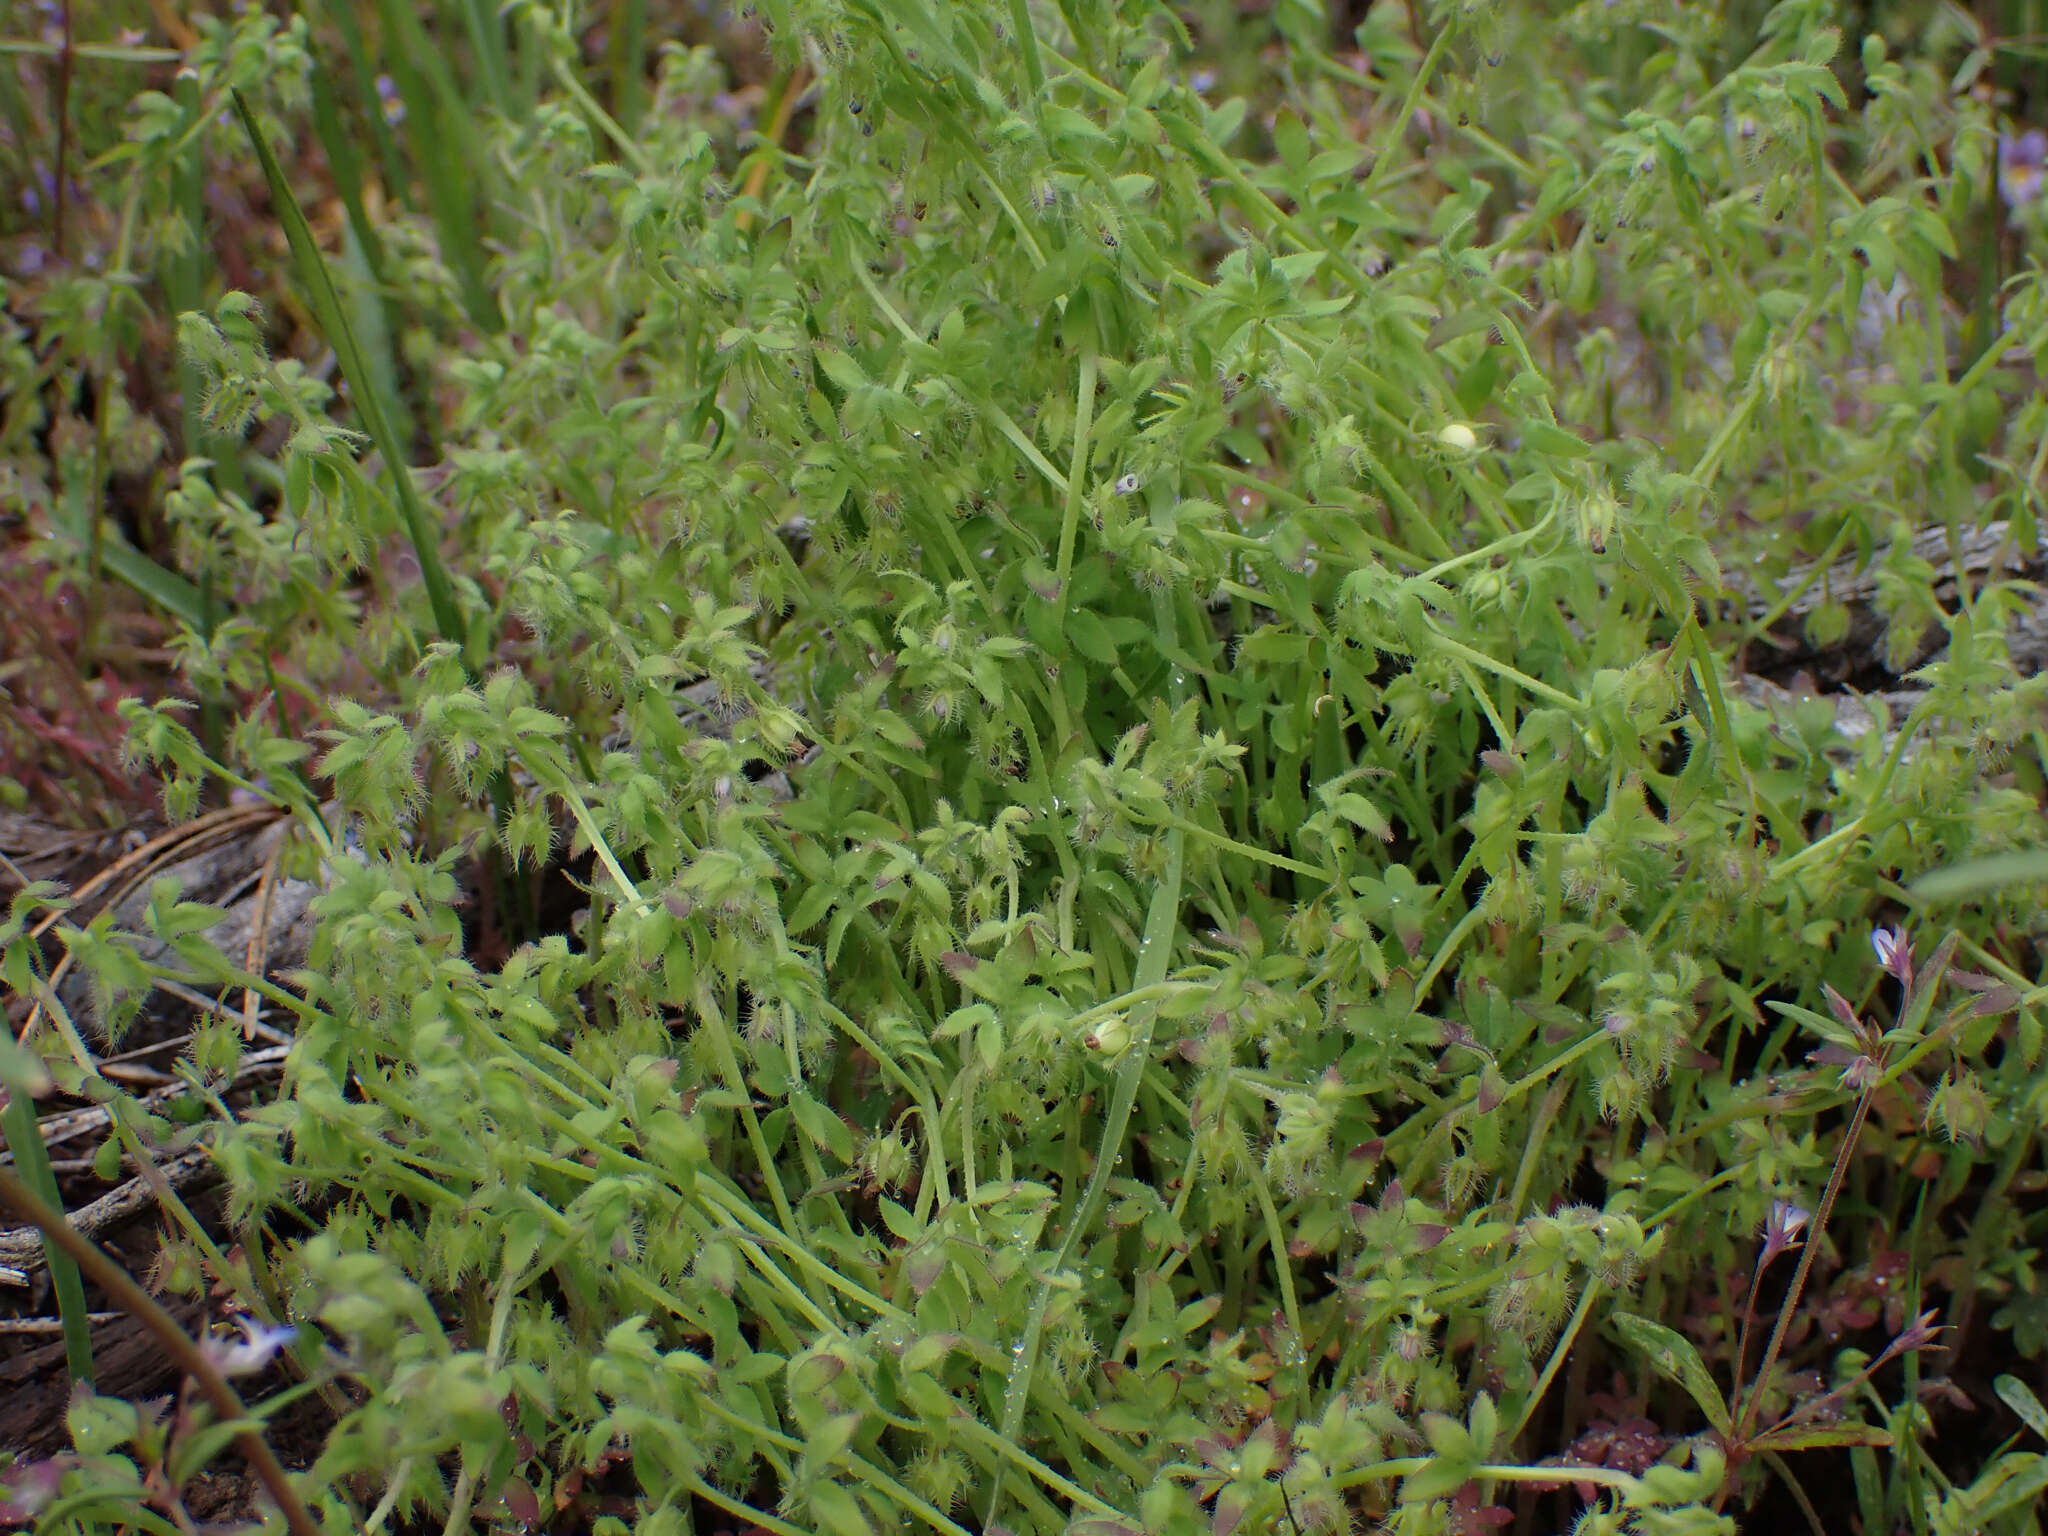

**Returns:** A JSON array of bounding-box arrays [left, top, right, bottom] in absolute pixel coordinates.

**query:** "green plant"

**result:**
[[1918, 1376, 2048, 1536], [5, 1, 2048, 1534]]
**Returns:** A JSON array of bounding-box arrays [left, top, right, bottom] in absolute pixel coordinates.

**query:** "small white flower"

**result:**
[[1871, 927, 1900, 969], [1770, 1200, 1810, 1241], [203, 1316, 298, 1377]]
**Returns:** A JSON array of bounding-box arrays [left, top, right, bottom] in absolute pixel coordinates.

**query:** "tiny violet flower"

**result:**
[[1870, 926, 1912, 987], [0, 1456, 67, 1523], [1761, 1200, 1809, 1266], [2000, 129, 2045, 214], [202, 1316, 299, 1377], [1821, 981, 1862, 1036], [1884, 1307, 1944, 1359]]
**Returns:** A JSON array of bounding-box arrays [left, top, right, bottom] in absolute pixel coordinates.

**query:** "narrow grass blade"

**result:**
[[456, 0, 516, 120], [306, 56, 394, 288], [165, 72, 230, 767], [605, 0, 647, 134], [0, 1051, 93, 1386], [985, 595, 1191, 1529], [230, 89, 468, 653], [984, 827, 1184, 1527], [165, 74, 207, 452], [369, 0, 504, 333], [339, 221, 417, 451], [319, 0, 412, 216], [304, 23, 423, 449], [48, 492, 209, 633], [1908, 851, 2048, 904]]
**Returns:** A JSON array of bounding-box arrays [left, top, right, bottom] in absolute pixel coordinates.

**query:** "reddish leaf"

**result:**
[[497, 1477, 542, 1527]]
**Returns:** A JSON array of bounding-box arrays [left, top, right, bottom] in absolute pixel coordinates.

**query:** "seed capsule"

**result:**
[[1085, 1014, 1131, 1054]]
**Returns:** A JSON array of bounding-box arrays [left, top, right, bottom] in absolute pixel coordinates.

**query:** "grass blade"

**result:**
[[456, 0, 516, 120], [229, 89, 468, 654], [368, 0, 504, 333], [1908, 851, 2048, 904], [605, 0, 647, 134], [984, 584, 1193, 1529], [0, 1075, 93, 1386], [48, 482, 209, 633], [319, 0, 412, 218]]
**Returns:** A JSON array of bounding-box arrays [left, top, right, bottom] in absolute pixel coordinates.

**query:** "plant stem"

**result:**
[[0, 1165, 323, 1536], [1732, 1087, 1873, 1442]]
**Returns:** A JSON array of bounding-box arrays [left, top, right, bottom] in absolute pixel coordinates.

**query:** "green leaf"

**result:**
[[166, 1417, 265, 1487], [936, 1003, 994, 1041], [786, 883, 838, 935], [1272, 111, 1310, 171], [1763, 999, 1862, 1053], [1747, 1422, 1892, 1453], [815, 348, 871, 394], [1421, 1410, 1475, 1462], [805, 1479, 872, 1536], [1041, 103, 1111, 148], [1610, 1311, 1730, 1435], [790, 1091, 856, 1164], [1066, 608, 1121, 666], [877, 1198, 921, 1243], [1965, 1453, 2048, 1523], [1400, 1449, 1478, 1505], [1520, 420, 1590, 459], [1467, 1391, 1499, 1459], [897, 1370, 958, 1421], [1997, 1376, 2048, 1443]]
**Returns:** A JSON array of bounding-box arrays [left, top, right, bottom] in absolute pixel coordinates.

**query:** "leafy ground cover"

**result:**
[[4, 0, 2048, 1532]]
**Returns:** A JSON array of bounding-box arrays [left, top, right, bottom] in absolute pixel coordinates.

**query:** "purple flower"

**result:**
[[0, 1456, 69, 1522], [1871, 926, 1912, 988], [202, 1316, 299, 1376], [1761, 1199, 1809, 1267], [2002, 130, 2046, 213]]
